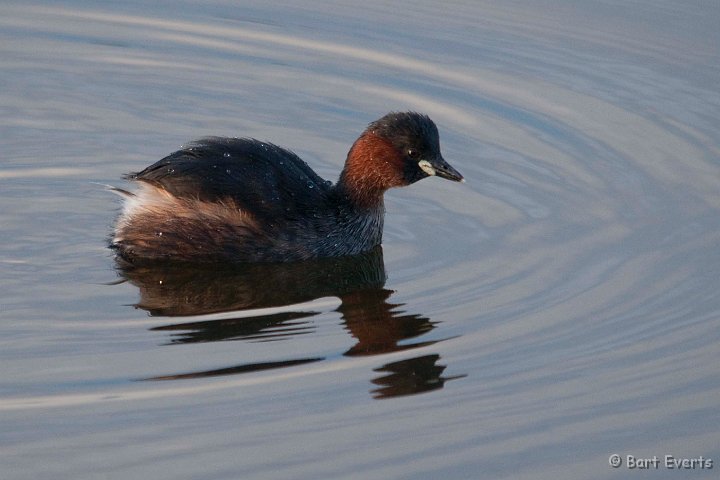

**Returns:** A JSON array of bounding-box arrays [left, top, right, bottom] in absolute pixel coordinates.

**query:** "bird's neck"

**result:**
[[336, 132, 404, 209]]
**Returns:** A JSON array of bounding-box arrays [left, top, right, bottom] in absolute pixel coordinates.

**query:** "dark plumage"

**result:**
[[112, 112, 463, 263]]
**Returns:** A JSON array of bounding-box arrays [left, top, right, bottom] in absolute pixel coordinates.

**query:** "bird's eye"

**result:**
[[407, 148, 418, 158]]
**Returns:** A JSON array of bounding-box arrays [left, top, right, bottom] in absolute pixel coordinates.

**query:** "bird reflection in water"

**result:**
[[372, 355, 465, 399], [115, 247, 463, 398]]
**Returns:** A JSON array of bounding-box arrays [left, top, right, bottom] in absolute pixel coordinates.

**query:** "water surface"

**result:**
[[1, 1, 719, 479]]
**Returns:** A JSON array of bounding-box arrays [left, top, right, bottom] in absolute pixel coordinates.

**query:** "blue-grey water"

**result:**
[[1, 1, 719, 479]]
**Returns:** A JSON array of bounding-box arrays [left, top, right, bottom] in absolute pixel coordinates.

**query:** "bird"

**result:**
[[111, 111, 463, 263]]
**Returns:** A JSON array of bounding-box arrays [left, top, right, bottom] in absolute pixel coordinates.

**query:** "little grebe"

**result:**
[[112, 112, 463, 262]]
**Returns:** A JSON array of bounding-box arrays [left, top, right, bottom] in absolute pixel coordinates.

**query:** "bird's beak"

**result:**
[[419, 155, 464, 182]]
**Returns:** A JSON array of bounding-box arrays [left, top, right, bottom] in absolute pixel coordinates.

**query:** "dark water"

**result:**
[[1, 2, 719, 479]]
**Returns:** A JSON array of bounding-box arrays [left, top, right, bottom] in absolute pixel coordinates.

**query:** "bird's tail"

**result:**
[[92, 182, 135, 198]]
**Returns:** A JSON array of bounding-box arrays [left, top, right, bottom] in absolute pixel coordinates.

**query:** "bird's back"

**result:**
[[128, 137, 333, 225]]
